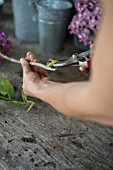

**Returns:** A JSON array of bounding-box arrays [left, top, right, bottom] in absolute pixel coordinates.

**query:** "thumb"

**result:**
[[79, 66, 89, 76], [20, 58, 31, 75], [90, 44, 95, 51]]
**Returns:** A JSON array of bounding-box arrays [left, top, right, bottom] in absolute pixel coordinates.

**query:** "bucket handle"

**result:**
[[32, 2, 38, 13]]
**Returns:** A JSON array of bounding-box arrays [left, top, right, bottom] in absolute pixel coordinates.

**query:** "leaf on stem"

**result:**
[[0, 76, 35, 112], [46, 59, 58, 68]]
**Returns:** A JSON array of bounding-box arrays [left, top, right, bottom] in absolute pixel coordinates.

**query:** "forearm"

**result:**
[[41, 81, 90, 116], [36, 80, 100, 120], [36, 79, 113, 125]]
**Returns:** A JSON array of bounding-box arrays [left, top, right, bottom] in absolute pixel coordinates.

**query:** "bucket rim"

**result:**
[[36, 0, 73, 11]]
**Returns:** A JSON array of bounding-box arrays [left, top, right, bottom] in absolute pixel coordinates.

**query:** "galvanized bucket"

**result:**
[[52, 0, 74, 5], [35, 0, 73, 54], [12, 0, 39, 42]]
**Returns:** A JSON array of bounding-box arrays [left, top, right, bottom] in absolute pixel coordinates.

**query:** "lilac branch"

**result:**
[[0, 52, 56, 71]]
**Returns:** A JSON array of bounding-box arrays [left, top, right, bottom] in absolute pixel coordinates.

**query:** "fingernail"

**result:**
[[27, 51, 31, 56], [20, 58, 24, 62], [79, 67, 82, 71], [33, 59, 37, 62], [30, 54, 33, 57], [20, 58, 27, 64]]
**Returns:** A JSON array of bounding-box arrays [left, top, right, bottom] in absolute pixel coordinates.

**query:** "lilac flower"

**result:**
[[68, 0, 102, 46], [0, 32, 12, 65]]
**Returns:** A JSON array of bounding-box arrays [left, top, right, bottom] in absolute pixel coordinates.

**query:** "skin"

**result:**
[[79, 44, 95, 76], [20, 0, 113, 126]]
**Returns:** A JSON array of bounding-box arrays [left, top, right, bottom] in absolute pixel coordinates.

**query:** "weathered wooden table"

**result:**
[[0, 67, 113, 170], [0, 2, 113, 170]]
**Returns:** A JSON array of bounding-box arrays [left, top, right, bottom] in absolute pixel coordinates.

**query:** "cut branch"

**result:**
[[0, 52, 56, 71]]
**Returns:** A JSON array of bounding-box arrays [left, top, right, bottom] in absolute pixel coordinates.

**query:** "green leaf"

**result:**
[[0, 76, 14, 98], [46, 59, 58, 68], [0, 76, 35, 112], [21, 89, 27, 102], [0, 84, 9, 96]]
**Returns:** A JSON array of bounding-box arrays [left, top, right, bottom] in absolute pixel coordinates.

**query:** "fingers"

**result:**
[[20, 58, 31, 75], [25, 51, 40, 72], [90, 44, 95, 51], [26, 52, 49, 77], [26, 51, 35, 61], [79, 44, 94, 76], [31, 58, 48, 77], [25, 51, 39, 63], [79, 66, 89, 76], [24, 51, 49, 77]]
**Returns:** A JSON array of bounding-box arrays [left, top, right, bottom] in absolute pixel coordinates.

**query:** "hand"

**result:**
[[79, 44, 95, 76], [20, 52, 52, 98]]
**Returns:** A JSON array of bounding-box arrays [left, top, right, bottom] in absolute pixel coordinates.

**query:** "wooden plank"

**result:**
[[0, 100, 113, 170]]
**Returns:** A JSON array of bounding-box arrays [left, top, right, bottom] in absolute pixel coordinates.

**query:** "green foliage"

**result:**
[[0, 76, 14, 98], [0, 76, 35, 112], [21, 89, 27, 102]]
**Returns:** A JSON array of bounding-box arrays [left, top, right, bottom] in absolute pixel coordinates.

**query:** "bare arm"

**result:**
[[20, 0, 113, 126]]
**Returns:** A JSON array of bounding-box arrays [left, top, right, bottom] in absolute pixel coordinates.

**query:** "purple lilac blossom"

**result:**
[[68, 0, 102, 46], [0, 32, 12, 65]]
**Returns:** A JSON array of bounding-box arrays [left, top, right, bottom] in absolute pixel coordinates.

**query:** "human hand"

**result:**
[[20, 52, 52, 98], [79, 44, 95, 76]]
